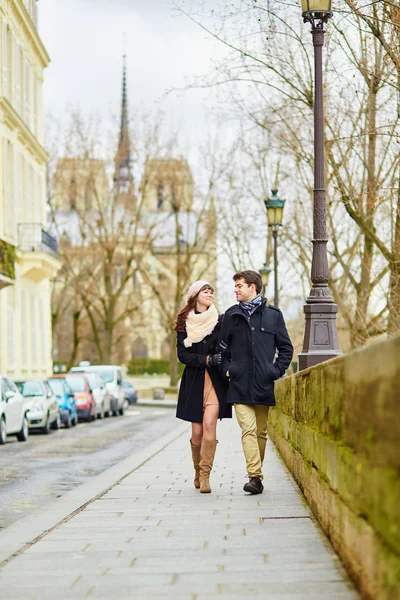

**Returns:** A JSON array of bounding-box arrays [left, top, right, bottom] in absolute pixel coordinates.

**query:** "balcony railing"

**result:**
[[18, 223, 58, 256]]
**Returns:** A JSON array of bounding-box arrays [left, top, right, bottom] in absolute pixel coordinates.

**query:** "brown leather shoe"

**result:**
[[243, 477, 264, 495]]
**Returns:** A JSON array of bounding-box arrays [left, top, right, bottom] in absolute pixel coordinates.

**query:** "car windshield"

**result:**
[[16, 381, 42, 397], [65, 376, 86, 393], [93, 368, 114, 383], [87, 374, 99, 389], [123, 381, 132, 389], [47, 379, 64, 395]]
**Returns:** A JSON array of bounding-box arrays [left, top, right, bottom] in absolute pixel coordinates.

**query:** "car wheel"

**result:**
[[52, 414, 61, 430], [41, 414, 51, 435], [65, 413, 72, 429], [0, 418, 6, 445], [16, 415, 29, 442], [72, 415, 78, 427], [119, 404, 124, 416], [97, 404, 104, 420]]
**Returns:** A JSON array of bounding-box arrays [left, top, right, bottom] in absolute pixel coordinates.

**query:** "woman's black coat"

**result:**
[[176, 317, 232, 424], [219, 299, 293, 407]]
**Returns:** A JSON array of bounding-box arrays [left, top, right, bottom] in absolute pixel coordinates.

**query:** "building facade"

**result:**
[[0, 0, 60, 379]]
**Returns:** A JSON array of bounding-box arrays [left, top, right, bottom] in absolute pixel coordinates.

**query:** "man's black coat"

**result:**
[[218, 299, 294, 406]]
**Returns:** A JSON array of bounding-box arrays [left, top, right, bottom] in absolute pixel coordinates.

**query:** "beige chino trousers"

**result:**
[[234, 404, 270, 480]]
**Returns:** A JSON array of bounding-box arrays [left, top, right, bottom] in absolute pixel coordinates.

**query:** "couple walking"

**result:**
[[174, 270, 293, 495]]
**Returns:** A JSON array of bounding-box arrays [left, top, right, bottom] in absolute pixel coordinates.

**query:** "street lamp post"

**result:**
[[298, 0, 341, 370], [260, 264, 271, 298], [265, 189, 285, 307]]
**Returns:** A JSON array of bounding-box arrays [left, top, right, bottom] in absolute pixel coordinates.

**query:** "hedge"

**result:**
[[127, 358, 184, 376]]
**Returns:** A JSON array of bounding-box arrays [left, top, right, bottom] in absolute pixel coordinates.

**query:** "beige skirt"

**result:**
[[203, 370, 219, 410]]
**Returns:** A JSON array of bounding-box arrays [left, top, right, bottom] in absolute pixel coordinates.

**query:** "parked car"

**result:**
[[47, 377, 78, 428], [122, 380, 138, 405], [15, 380, 60, 434], [70, 364, 125, 416], [0, 376, 29, 444], [83, 372, 111, 419], [51, 374, 95, 422]]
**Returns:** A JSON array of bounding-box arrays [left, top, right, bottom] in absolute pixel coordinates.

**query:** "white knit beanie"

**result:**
[[186, 280, 213, 302]]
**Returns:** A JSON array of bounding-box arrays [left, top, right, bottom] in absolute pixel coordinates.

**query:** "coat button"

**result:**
[[203, 340, 207, 344], [261, 327, 265, 331], [251, 327, 255, 331]]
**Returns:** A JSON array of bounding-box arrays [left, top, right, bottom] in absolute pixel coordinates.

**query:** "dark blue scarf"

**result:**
[[239, 294, 263, 316]]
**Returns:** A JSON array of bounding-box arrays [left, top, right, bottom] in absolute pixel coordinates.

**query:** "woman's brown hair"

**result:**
[[173, 285, 215, 333]]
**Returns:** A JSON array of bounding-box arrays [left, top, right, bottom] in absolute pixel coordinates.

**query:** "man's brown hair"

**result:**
[[233, 270, 262, 295]]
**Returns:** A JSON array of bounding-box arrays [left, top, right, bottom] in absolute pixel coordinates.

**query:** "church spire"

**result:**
[[114, 53, 133, 202]]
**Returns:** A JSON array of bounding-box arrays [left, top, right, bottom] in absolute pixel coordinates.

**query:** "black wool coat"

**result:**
[[176, 317, 232, 424], [219, 299, 294, 406]]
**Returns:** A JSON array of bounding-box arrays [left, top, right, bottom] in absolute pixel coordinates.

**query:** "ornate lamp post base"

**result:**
[[298, 304, 340, 370]]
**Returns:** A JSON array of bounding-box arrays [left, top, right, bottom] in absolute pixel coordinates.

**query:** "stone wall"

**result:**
[[268, 335, 400, 600]]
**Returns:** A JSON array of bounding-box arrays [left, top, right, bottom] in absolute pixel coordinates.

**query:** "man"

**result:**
[[218, 270, 293, 494]]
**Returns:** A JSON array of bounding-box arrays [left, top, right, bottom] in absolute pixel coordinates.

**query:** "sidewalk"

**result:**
[[0, 419, 358, 599]]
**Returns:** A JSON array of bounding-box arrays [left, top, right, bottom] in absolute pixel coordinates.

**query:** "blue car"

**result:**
[[47, 377, 78, 428]]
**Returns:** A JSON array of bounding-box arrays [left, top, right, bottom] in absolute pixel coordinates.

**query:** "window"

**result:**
[[39, 297, 46, 366], [24, 60, 31, 128], [30, 293, 37, 367], [7, 288, 15, 368], [65, 376, 86, 393], [15, 42, 21, 114], [69, 176, 77, 210], [24, 158, 32, 224], [2, 21, 9, 99], [18, 380, 42, 397], [157, 183, 164, 209], [21, 290, 28, 364]]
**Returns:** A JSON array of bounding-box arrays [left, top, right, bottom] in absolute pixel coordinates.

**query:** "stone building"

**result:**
[[0, 0, 60, 379], [51, 55, 217, 367]]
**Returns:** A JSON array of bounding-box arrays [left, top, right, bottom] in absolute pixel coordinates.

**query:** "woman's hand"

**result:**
[[206, 353, 222, 367]]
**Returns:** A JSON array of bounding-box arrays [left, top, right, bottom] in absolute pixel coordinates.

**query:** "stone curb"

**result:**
[[0, 420, 189, 568]]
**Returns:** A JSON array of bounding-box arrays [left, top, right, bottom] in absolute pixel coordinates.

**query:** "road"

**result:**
[[0, 406, 177, 531]]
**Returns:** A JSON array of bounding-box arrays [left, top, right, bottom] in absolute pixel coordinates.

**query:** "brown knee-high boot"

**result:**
[[199, 439, 217, 493], [190, 440, 201, 489]]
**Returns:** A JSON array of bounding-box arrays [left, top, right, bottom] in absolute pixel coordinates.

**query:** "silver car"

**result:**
[[16, 380, 60, 434], [84, 372, 111, 419]]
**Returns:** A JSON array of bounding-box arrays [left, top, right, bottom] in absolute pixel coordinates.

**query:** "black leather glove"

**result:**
[[207, 353, 222, 367]]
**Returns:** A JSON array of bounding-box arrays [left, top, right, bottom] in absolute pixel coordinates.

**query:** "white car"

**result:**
[[70, 364, 125, 416], [84, 372, 111, 419], [15, 380, 61, 434], [0, 376, 29, 444]]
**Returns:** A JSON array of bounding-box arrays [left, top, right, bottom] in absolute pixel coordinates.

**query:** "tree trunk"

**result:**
[[388, 168, 400, 333], [66, 309, 82, 371]]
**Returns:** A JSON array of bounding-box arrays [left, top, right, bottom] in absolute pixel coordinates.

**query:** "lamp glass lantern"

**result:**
[[265, 189, 285, 227], [301, 0, 333, 21], [260, 264, 271, 288]]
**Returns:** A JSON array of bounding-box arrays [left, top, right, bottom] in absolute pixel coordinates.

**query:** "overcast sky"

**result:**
[[39, 0, 225, 154]]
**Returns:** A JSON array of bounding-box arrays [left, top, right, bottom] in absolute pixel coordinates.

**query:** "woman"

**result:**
[[174, 280, 231, 494]]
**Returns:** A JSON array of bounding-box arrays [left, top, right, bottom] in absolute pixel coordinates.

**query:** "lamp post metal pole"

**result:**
[[273, 228, 279, 307], [298, 22, 341, 370]]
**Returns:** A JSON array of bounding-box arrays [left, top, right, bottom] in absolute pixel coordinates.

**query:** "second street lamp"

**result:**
[[298, 0, 341, 370], [260, 264, 271, 297], [265, 189, 285, 308]]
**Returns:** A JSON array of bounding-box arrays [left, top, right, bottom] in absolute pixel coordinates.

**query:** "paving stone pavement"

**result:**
[[0, 418, 359, 599]]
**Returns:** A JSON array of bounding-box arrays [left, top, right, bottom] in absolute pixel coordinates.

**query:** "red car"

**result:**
[[50, 374, 96, 422]]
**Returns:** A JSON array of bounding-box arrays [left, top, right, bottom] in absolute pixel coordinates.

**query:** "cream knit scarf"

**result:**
[[184, 304, 219, 348]]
